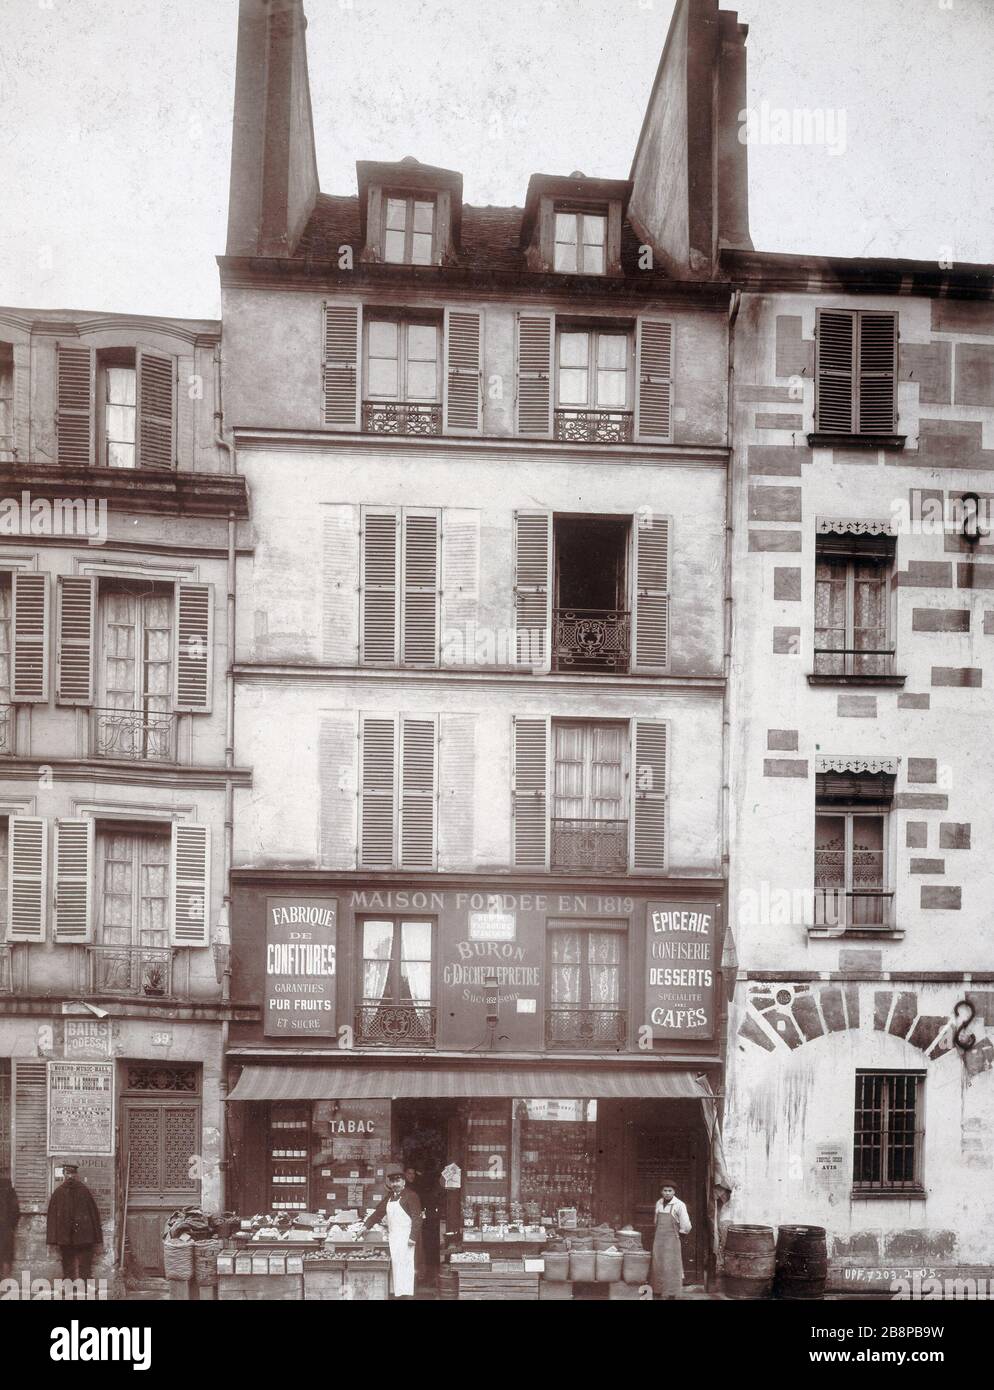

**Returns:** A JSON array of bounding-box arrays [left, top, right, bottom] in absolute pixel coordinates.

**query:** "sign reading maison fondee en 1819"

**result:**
[[264, 897, 337, 1037], [645, 902, 718, 1040]]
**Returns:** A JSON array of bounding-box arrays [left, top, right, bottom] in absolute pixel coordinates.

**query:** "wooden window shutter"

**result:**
[[137, 347, 176, 469], [321, 504, 361, 665], [53, 817, 94, 943], [440, 509, 480, 667], [635, 318, 673, 442], [632, 515, 670, 672], [513, 716, 548, 867], [857, 312, 898, 434], [514, 510, 551, 668], [11, 570, 50, 703], [173, 582, 213, 713], [399, 716, 437, 868], [12, 1060, 49, 1203], [170, 822, 210, 946], [324, 302, 362, 428], [7, 816, 47, 943], [56, 575, 96, 706], [401, 511, 440, 665], [444, 308, 482, 433], [359, 716, 396, 867], [437, 711, 476, 868], [361, 509, 400, 664], [55, 343, 94, 467], [516, 313, 553, 436], [631, 720, 667, 872], [816, 308, 856, 432]]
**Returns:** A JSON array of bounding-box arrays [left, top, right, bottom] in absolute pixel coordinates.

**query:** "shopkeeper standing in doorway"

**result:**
[[359, 1164, 423, 1299], [650, 1180, 692, 1299]]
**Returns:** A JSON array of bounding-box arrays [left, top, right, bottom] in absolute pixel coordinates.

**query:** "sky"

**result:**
[[0, 0, 992, 319]]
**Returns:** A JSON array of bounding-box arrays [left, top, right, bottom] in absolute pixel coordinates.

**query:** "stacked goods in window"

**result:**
[[268, 1103, 311, 1212], [462, 1101, 511, 1227], [519, 1104, 596, 1226]]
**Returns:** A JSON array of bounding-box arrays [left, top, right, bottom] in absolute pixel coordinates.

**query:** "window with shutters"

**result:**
[[363, 314, 442, 435], [547, 922, 627, 1046], [813, 531, 896, 681], [553, 516, 631, 673], [0, 1059, 9, 1174], [93, 582, 176, 761], [553, 209, 607, 275], [814, 770, 894, 933], [355, 917, 436, 1045], [359, 715, 438, 869], [0, 818, 8, 950], [813, 308, 900, 441], [382, 194, 436, 265], [555, 325, 633, 442], [853, 1072, 924, 1194], [0, 575, 11, 753], [551, 721, 629, 872], [361, 508, 440, 666], [96, 349, 137, 468], [88, 824, 176, 994], [0, 344, 13, 462]]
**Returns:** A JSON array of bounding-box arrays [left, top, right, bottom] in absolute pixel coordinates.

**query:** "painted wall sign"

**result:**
[[47, 1061, 115, 1156], [349, 889, 635, 916], [469, 910, 516, 941], [63, 1019, 112, 1059], [645, 901, 718, 1039], [264, 896, 337, 1036]]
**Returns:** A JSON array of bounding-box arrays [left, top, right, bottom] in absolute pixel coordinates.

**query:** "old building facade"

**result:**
[[0, 306, 250, 1282]]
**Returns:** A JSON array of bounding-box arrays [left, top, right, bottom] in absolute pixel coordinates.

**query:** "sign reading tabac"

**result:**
[[645, 902, 718, 1040], [47, 1062, 115, 1156], [264, 897, 337, 1037]]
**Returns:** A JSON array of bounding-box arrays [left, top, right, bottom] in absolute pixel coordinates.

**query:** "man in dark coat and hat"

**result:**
[[0, 1176, 20, 1278], [46, 1163, 103, 1280]]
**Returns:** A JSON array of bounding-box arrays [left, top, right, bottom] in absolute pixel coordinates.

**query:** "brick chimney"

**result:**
[[629, 0, 752, 279], [225, 0, 319, 258]]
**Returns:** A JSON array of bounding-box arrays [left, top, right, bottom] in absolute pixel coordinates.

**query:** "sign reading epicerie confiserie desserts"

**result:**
[[645, 902, 718, 1039], [264, 897, 337, 1036]]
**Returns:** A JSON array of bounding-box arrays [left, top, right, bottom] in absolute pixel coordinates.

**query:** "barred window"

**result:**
[[853, 1071, 924, 1194]]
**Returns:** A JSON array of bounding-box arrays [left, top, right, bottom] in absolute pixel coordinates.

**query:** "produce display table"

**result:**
[[217, 1240, 391, 1301]]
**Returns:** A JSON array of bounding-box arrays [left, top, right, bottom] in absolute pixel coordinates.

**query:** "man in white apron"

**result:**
[[359, 1165, 423, 1298]]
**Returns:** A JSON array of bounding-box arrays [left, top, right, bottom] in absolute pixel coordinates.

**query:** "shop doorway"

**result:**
[[393, 1099, 460, 1284], [119, 1064, 201, 1278], [626, 1108, 705, 1284]]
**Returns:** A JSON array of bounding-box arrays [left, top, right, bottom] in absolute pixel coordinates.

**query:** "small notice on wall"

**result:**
[[814, 1141, 847, 1188], [47, 1062, 115, 1156], [469, 910, 516, 941]]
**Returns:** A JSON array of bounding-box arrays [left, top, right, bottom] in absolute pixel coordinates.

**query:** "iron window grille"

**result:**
[[853, 1071, 924, 1194]]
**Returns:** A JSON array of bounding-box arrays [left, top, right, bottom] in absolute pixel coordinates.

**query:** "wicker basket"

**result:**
[[163, 1236, 195, 1280], [569, 1250, 597, 1281], [194, 1238, 223, 1286]]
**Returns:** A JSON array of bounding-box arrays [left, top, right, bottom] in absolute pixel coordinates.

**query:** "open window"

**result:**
[[553, 516, 631, 672]]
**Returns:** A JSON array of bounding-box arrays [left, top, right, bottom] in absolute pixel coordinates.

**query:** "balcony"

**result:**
[[813, 888, 896, 932], [0, 703, 10, 754], [546, 1008, 627, 1047], [86, 945, 174, 997], [355, 1001, 437, 1046], [553, 608, 630, 673], [811, 646, 901, 685], [91, 707, 176, 762], [362, 401, 442, 436], [551, 818, 628, 873], [554, 409, 633, 444]]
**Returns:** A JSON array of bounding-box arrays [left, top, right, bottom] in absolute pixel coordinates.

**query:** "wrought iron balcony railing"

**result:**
[[355, 1001, 437, 1045], [0, 703, 10, 755], [554, 409, 633, 444], [551, 818, 629, 872], [92, 707, 176, 762], [813, 645, 895, 678], [546, 1008, 627, 1047], [813, 888, 895, 930], [553, 608, 630, 672], [362, 401, 442, 436], [87, 945, 174, 997]]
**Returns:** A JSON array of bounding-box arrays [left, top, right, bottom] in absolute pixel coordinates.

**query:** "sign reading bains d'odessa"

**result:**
[[264, 897, 337, 1036]]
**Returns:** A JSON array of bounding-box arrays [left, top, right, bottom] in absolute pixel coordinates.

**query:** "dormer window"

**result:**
[[554, 209, 607, 275], [383, 194, 436, 265]]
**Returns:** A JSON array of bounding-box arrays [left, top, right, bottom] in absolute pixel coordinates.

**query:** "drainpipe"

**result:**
[[213, 345, 235, 475]]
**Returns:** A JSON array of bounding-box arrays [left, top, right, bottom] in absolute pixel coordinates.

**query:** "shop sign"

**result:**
[[264, 896, 337, 1037], [47, 1061, 115, 1156], [469, 910, 516, 941], [63, 1019, 112, 1059], [645, 901, 718, 1039]]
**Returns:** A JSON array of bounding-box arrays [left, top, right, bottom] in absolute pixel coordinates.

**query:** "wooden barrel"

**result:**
[[775, 1225, 828, 1300], [722, 1225, 776, 1299]]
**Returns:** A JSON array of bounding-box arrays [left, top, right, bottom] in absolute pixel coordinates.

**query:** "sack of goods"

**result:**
[[595, 1249, 624, 1281], [615, 1227, 644, 1251]]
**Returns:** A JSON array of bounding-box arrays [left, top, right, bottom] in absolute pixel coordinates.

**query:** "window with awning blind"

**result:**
[[358, 715, 438, 869], [814, 308, 898, 436], [813, 531, 895, 680]]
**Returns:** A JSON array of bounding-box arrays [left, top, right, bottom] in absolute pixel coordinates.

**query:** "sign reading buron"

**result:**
[[264, 897, 337, 1036], [645, 902, 719, 1039]]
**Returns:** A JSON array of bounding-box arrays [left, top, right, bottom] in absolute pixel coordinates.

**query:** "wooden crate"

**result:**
[[168, 1277, 191, 1301], [539, 1280, 574, 1300], [457, 1269, 539, 1301], [342, 1267, 389, 1301], [304, 1267, 344, 1301], [218, 1274, 303, 1301]]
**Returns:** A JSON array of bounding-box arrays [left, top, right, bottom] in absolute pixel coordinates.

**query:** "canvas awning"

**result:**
[[227, 1063, 711, 1104]]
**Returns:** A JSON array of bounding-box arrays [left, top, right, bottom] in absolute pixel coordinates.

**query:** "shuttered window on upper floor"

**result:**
[[360, 507, 440, 667], [359, 714, 438, 870], [815, 309, 898, 435], [55, 344, 177, 469]]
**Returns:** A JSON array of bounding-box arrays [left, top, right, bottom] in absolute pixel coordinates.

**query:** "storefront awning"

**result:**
[[227, 1064, 710, 1104]]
